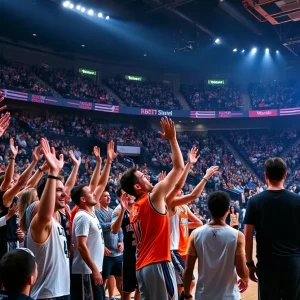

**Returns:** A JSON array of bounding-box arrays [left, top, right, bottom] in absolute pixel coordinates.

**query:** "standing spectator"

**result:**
[[244, 158, 300, 300], [70, 184, 105, 300], [183, 191, 249, 300], [96, 190, 123, 300]]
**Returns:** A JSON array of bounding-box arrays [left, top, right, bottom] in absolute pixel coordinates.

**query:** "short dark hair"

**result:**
[[36, 174, 64, 199], [120, 168, 137, 197], [0, 249, 36, 293], [71, 184, 88, 206], [265, 157, 287, 182], [208, 191, 230, 218], [116, 187, 123, 198]]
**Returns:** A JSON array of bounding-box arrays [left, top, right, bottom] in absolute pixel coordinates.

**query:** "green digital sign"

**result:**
[[208, 79, 225, 85], [79, 68, 97, 76], [125, 75, 143, 81]]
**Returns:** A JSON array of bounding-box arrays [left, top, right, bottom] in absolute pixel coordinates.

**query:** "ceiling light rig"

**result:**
[[62, 1, 110, 20]]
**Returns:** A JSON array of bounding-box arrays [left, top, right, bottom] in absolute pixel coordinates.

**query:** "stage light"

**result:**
[[87, 9, 94, 16], [32, 33, 37, 36], [251, 47, 257, 54], [98, 12, 103, 18], [76, 5, 81, 10], [106, 15, 110, 20], [63, 1, 70, 8], [82, 45, 85, 47], [241, 49, 245, 53], [81, 7, 86, 12], [265, 48, 269, 53], [215, 38, 221, 44], [69, 3, 74, 9], [276, 50, 279, 54], [233, 48, 237, 52]]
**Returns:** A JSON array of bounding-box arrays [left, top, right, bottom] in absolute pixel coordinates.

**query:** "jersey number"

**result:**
[[132, 220, 142, 245]]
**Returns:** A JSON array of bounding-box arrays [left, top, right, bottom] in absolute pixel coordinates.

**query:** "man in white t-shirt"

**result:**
[[70, 184, 105, 300]]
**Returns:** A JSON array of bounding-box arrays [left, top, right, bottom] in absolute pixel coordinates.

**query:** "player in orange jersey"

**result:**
[[120, 117, 184, 300]]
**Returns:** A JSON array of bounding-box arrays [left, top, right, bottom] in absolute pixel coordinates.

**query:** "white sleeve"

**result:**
[[74, 214, 90, 237], [0, 216, 6, 227]]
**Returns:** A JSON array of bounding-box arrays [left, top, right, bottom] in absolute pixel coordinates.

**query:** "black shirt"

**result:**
[[0, 191, 8, 244], [58, 211, 71, 250], [6, 197, 19, 242], [121, 209, 136, 258], [0, 292, 33, 300], [244, 189, 300, 262]]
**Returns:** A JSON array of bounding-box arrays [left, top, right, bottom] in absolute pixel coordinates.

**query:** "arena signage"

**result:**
[[140, 109, 173, 116], [79, 68, 97, 76], [208, 79, 225, 85], [3, 88, 300, 120], [125, 75, 143, 81]]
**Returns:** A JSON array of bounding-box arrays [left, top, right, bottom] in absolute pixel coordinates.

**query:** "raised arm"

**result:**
[[30, 139, 64, 244], [186, 205, 203, 229], [3, 147, 42, 207], [65, 150, 81, 195], [151, 117, 184, 204], [168, 166, 219, 210], [1, 138, 18, 191], [89, 146, 102, 193], [94, 141, 118, 202], [25, 161, 49, 189], [166, 147, 199, 209], [111, 194, 128, 234]]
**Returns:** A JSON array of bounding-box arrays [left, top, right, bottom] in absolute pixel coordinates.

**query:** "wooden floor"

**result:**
[[109, 238, 258, 299]]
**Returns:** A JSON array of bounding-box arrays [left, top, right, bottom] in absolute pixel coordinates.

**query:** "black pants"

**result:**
[[258, 259, 300, 300], [71, 274, 105, 300]]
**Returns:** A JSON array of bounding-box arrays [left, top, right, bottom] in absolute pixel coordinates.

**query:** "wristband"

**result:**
[[47, 175, 61, 180], [9, 157, 15, 160], [202, 177, 208, 182], [246, 261, 256, 267], [184, 295, 193, 299]]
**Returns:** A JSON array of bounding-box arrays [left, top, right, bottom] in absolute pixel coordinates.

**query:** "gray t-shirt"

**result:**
[[72, 210, 105, 274]]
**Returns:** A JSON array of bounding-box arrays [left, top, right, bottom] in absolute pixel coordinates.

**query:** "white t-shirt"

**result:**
[[72, 210, 104, 274]]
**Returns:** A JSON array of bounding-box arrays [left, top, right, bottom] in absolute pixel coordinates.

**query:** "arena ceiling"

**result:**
[[1, 0, 299, 70]]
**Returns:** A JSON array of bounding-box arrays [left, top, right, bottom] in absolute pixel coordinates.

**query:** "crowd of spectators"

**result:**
[[33, 66, 118, 105], [106, 76, 182, 110], [0, 57, 53, 96], [181, 83, 243, 111], [228, 129, 299, 179], [249, 81, 300, 109]]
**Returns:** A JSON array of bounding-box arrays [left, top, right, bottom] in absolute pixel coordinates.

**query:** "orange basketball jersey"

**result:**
[[178, 205, 189, 257], [130, 193, 171, 270]]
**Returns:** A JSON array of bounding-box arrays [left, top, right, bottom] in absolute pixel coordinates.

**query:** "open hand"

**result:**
[[204, 166, 219, 180], [158, 117, 176, 140], [238, 278, 249, 293], [0, 112, 10, 137], [107, 141, 118, 161], [9, 138, 18, 158], [41, 138, 64, 175], [188, 147, 200, 165], [158, 171, 166, 182], [69, 150, 81, 166], [93, 146, 102, 162], [32, 146, 43, 162]]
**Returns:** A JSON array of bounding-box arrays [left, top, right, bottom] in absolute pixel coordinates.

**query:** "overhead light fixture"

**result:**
[[106, 15, 110, 20], [98, 12, 103, 18], [62, 1, 70, 8], [144, 54, 147, 57], [87, 9, 94, 16], [215, 38, 221, 44], [81, 45, 85, 47], [69, 3, 74, 9], [276, 50, 279, 54], [251, 47, 257, 54], [32, 33, 37, 36], [76, 5, 81, 10], [241, 49, 245, 53], [265, 48, 269, 53], [233, 48, 237, 52], [81, 7, 86, 12]]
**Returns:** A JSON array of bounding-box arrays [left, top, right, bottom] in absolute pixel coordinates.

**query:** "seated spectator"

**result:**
[[107, 76, 182, 109], [181, 83, 243, 111], [249, 81, 299, 109]]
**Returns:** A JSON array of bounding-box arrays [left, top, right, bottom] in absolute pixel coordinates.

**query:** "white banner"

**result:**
[[117, 145, 141, 155]]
